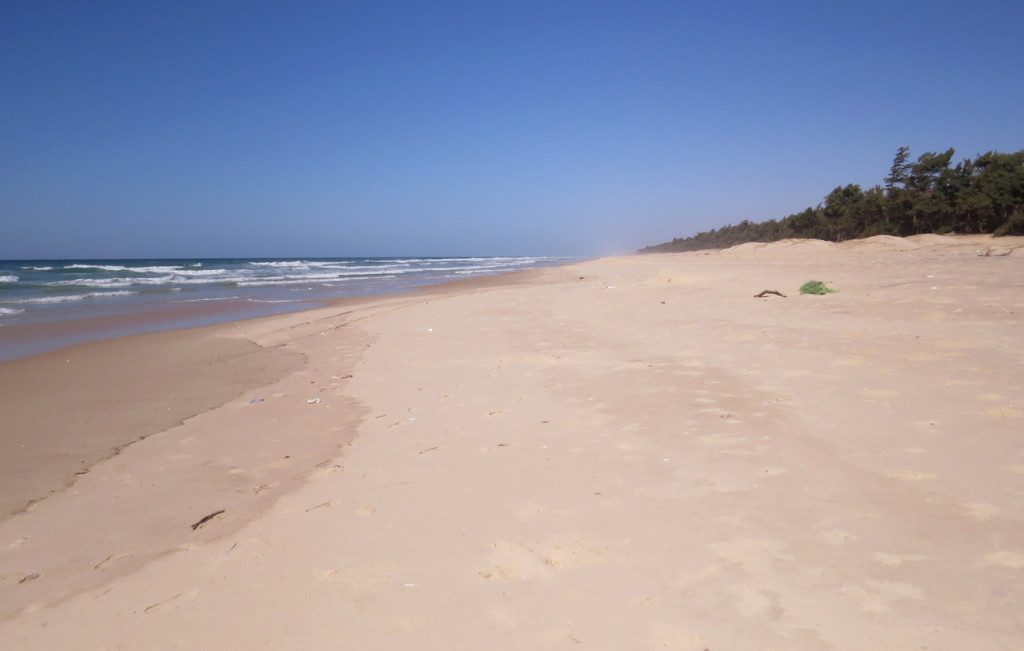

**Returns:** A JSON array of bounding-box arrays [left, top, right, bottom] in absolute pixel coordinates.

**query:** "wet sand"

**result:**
[[1, 235, 1023, 649]]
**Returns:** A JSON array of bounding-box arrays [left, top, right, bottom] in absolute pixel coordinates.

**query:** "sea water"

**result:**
[[0, 256, 571, 360]]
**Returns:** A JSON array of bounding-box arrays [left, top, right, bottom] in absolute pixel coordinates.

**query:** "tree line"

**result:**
[[640, 147, 1024, 253]]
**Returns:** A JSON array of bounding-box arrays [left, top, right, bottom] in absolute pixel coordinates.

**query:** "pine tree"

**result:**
[[885, 146, 912, 194]]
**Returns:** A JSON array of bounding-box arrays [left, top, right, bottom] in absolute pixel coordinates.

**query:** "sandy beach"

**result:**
[[1, 234, 1023, 649]]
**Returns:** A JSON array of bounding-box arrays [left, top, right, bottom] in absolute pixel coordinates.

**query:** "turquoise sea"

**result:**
[[0, 256, 572, 360]]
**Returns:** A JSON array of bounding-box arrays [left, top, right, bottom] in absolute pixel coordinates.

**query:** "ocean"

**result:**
[[0, 256, 572, 361]]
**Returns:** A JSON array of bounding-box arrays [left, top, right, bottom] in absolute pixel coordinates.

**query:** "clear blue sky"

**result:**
[[3, 1, 1022, 259]]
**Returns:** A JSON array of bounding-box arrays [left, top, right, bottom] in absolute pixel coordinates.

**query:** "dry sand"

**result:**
[[1, 234, 1023, 649]]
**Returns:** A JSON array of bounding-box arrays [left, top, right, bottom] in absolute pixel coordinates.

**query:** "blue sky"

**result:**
[[3, 1, 1023, 258]]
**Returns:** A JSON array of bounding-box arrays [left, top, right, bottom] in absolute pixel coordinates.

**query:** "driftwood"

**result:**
[[191, 509, 225, 530], [978, 247, 1013, 257], [754, 289, 787, 298]]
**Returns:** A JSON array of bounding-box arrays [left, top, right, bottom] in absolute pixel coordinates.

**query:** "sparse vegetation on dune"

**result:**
[[800, 280, 837, 295]]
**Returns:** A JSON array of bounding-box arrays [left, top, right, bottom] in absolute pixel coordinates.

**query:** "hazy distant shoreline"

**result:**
[[0, 256, 572, 361]]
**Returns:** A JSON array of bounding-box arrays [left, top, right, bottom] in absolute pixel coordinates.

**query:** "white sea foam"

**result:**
[[47, 278, 139, 288], [235, 274, 349, 286], [45, 274, 236, 288], [248, 260, 321, 268], [15, 291, 138, 304], [335, 268, 414, 277], [5, 257, 571, 324], [322, 265, 403, 274], [233, 270, 374, 286], [410, 264, 506, 274], [62, 264, 201, 275], [123, 265, 188, 274], [65, 264, 132, 271], [246, 298, 303, 303], [0, 307, 26, 315], [179, 296, 239, 302], [171, 268, 231, 276]]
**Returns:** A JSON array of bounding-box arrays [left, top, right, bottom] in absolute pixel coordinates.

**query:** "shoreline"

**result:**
[[0, 296, 323, 364], [2, 235, 1023, 648], [0, 265, 557, 521], [0, 256, 574, 363], [0, 265, 558, 620]]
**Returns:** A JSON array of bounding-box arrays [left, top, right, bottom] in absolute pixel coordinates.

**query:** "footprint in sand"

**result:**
[[708, 537, 794, 568], [486, 605, 520, 628], [512, 502, 545, 520], [842, 580, 924, 614], [479, 536, 609, 580], [963, 502, 1000, 521], [648, 623, 708, 649], [984, 551, 1024, 569], [860, 388, 899, 399], [733, 584, 785, 621], [388, 614, 438, 633], [884, 470, 937, 481], [834, 357, 867, 367], [693, 432, 745, 448], [820, 529, 858, 545], [7, 535, 32, 549], [981, 407, 1024, 418], [317, 565, 400, 589], [873, 551, 927, 566], [946, 378, 984, 387]]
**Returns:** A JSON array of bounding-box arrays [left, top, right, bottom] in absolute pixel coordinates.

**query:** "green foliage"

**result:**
[[885, 146, 912, 190], [800, 280, 837, 295], [640, 147, 1024, 253]]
